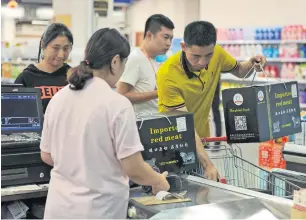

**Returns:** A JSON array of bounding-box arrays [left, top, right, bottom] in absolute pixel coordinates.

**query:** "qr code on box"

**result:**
[[234, 116, 247, 131]]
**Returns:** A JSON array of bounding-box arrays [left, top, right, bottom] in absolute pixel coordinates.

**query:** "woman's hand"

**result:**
[[152, 171, 170, 194]]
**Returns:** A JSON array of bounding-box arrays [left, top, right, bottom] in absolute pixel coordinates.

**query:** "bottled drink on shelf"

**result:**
[[216, 25, 306, 42]]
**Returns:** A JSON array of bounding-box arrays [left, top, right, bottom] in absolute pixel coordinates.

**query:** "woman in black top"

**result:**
[[15, 23, 73, 113]]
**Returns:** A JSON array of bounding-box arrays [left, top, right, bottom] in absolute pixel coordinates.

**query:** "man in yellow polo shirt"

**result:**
[[157, 21, 266, 181]]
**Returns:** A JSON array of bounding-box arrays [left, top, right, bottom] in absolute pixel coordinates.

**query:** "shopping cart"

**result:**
[[294, 119, 306, 145], [191, 136, 301, 199]]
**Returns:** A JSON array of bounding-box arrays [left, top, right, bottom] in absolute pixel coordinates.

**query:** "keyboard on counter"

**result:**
[[1, 133, 41, 148]]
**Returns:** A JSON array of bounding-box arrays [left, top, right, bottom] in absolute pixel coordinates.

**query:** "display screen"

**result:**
[[1, 93, 41, 133]]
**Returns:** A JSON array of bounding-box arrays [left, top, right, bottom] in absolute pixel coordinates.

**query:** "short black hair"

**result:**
[[184, 21, 216, 47], [38, 23, 73, 62], [144, 14, 174, 38]]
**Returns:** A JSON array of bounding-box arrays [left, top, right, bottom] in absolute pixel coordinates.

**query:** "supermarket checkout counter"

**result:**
[[131, 111, 297, 219], [128, 175, 293, 219]]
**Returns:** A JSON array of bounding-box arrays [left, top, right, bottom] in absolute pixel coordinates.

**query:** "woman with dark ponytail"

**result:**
[[15, 23, 73, 113], [40, 28, 170, 219]]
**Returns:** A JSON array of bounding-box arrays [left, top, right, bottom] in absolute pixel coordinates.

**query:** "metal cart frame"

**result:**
[[192, 136, 301, 199]]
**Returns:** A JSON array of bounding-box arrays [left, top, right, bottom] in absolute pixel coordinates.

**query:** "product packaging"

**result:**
[[222, 81, 302, 143], [136, 111, 197, 173]]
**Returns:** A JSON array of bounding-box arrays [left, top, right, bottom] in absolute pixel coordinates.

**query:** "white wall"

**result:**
[[199, 0, 306, 27], [126, 0, 200, 46], [53, 0, 94, 65], [126, 0, 306, 44], [53, 0, 93, 50]]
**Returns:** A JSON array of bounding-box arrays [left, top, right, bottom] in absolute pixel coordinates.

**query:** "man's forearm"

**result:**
[[195, 131, 213, 168], [231, 61, 254, 78], [123, 91, 157, 104]]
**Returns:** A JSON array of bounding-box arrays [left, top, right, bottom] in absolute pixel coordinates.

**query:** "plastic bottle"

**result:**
[[228, 29, 233, 40], [275, 27, 281, 40], [270, 65, 279, 78], [223, 28, 228, 40], [278, 44, 287, 58], [262, 45, 268, 57], [300, 45, 306, 58], [291, 25, 297, 40], [259, 28, 264, 40], [255, 28, 260, 40], [250, 44, 257, 57], [268, 28, 275, 40], [228, 45, 235, 56], [237, 28, 244, 40], [272, 45, 279, 58], [240, 45, 247, 57], [255, 44, 263, 55], [263, 66, 270, 77], [281, 26, 287, 40], [280, 63, 289, 78], [297, 25, 303, 40], [234, 45, 240, 57], [294, 64, 302, 79], [291, 44, 299, 58], [264, 28, 269, 40], [266, 44, 273, 58], [246, 45, 252, 57], [287, 63, 295, 79]]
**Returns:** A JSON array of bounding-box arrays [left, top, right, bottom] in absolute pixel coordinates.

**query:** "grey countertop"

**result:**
[[128, 176, 293, 219]]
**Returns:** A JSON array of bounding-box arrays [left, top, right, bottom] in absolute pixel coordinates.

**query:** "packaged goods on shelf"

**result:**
[[223, 44, 306, 59], [217, 25, 306, 42], [1, 62, 28, 80], [258, 140, 287, 170]]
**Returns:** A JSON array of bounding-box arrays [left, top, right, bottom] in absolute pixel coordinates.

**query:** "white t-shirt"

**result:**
[[40, 77, 144, 219], [118, 48, 159, 115]]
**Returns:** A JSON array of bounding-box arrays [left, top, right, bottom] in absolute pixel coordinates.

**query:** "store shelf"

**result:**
[[1, 77, 15, 83], [235, 57, 306, 62], [218, 40, 306, 45], [221, 74, 306, 84]]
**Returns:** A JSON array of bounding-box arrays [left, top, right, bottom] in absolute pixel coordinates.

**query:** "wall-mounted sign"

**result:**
[[94, 0, 108, 17], [53, 14, 72, 29]]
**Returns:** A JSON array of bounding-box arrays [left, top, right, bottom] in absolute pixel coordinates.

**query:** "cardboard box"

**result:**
[[222, 81, 301, 143], [136, 111, 197, 173]]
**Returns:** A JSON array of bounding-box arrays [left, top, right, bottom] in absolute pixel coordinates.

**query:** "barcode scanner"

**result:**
[[142, 172, 183, 193], [166, 173, 183, 192]]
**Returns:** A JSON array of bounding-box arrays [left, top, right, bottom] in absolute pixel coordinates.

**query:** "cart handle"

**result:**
[[201, 136, 227, 143]]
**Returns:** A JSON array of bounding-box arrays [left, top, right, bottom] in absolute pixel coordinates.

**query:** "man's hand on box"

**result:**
[[204, 164, 219, 181], [250, 55, 267, 72]]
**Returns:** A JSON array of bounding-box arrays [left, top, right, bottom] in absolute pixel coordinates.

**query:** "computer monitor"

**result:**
[[1, 84, 24, 87], [1, 87, 44, 134]]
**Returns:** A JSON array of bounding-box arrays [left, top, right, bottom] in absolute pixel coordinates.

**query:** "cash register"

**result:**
[[1, 86, 51, 187]]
